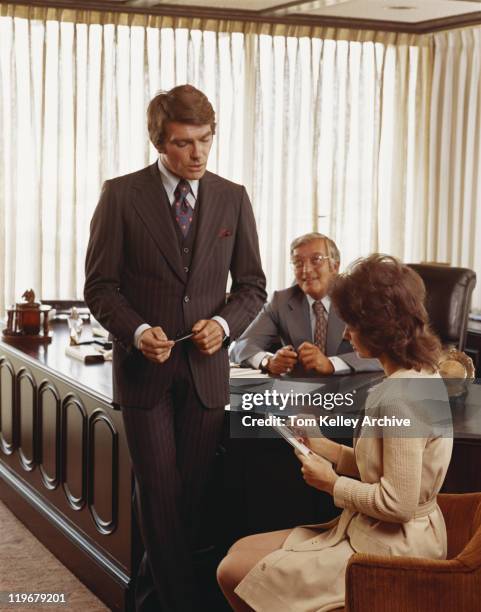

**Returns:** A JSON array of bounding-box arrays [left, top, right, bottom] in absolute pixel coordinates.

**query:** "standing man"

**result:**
[[231, 232, 381, 375], [84, 85, 266, 612]]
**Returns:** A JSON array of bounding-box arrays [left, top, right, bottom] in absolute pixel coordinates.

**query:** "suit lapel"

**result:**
[[131, 163, 186, 283], [285, 288, 312, 348], [326, 306, 345, 356], [188, 172, 224, 280]]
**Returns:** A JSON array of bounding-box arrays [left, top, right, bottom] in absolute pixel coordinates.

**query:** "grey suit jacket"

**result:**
[[85, 162, 266, 408], [231, 285, 381, 374]]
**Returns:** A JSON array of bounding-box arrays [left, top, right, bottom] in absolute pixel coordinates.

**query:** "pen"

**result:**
[[174, 332, 195, 344], [75, 339, 112, 349]]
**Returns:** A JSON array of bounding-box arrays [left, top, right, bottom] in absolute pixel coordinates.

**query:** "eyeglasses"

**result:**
[[291, 255, 331, 270]]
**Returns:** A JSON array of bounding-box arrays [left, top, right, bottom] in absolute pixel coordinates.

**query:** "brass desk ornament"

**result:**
[[2, 289, 52, 345], [438, 348, 475, 409]]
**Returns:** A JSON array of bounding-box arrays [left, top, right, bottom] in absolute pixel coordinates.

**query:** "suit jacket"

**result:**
[[84, 162, 266, 408], [235, 370, 453, 611], [230, 285, 381, 373]]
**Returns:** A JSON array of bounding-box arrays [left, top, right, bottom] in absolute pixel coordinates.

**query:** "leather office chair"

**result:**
[[343, 492, 481, 612], [407, 263, 476, 351]]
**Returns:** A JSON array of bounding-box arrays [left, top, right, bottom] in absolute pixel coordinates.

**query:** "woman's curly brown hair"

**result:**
[[330, 254, 441, 373]]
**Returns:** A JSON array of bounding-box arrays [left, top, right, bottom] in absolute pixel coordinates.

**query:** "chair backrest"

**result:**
[[407, 264, 476, 351], [438, 492, 481, 559]]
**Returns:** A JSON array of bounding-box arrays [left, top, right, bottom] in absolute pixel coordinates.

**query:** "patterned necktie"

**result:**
[[173, 179, 193, 237], [313, 300, 327, 353]]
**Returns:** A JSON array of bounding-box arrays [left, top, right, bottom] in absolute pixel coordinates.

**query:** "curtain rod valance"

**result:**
[[2, 3, 437, 46]]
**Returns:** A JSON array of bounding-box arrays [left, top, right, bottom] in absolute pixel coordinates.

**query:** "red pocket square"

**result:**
[[218, 228, 232, 238]]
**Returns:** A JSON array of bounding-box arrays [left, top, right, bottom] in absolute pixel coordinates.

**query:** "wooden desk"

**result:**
[[0, 321, 139, 611]]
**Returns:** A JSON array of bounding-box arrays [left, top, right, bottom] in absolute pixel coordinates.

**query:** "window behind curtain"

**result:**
[[1, 11, 480, 312]]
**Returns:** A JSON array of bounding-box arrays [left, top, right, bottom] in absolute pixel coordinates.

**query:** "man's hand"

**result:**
[[139, 327, 174, 364], [266, 345, 298, 375], [191, 319, 224, 355], [295, 450, 338, 495], [297, 342, 334, 374]]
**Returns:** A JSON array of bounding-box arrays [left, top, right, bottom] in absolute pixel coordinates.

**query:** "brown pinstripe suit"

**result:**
[[85, 162, 266, 408], [84, 162, 266, 611]]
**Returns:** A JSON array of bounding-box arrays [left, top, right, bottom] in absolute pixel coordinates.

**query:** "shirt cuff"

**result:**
[[329, 356, 351, 374], [134, 323, 152, 349], [249, 351, 274, 370], [212, 316, 229, 338]]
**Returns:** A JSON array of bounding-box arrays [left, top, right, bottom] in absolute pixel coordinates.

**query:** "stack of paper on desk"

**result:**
[[229, 366, 270, 379]]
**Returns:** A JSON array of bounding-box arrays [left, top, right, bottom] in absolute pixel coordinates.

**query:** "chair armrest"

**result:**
[[345, 553, 480, 611]]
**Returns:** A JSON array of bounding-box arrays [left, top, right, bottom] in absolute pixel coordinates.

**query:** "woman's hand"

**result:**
[[295, 450, 339, 495], [291, 414, 341, 464], [302, 435, 341, 465]]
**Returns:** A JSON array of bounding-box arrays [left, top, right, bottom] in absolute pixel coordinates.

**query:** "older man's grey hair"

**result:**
[[290, 232, 341, 265]]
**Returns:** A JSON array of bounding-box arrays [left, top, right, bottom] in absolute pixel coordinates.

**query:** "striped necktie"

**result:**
[[313, 300, 327, 353], [173, 179, 193, 237]]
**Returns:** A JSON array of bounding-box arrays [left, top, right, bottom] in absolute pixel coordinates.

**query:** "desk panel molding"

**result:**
[[0, 356, 16, 455], [16, 367, 37, 471], [38, 380, 61, 491], [61, 393, 88, 511], [88, 409, 119, 536]]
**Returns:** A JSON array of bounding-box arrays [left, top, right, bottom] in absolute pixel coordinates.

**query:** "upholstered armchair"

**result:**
[[343, 492, 481, 611]]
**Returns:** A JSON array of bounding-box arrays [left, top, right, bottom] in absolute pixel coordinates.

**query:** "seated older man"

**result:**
[[231, 232, 381, 376]]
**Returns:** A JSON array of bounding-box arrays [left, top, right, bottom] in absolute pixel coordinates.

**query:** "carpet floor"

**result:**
[[0, 500, 109, 611]]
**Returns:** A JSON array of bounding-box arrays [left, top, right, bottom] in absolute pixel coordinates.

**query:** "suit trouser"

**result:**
[[121, 354, 225, 612]]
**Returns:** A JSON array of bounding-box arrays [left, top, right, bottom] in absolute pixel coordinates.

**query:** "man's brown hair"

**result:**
[[330, 254, 441, 372], [147, 84, 216, 152]]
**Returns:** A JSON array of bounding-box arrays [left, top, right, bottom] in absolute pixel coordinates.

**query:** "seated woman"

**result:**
[[217, 254, 453, 612]]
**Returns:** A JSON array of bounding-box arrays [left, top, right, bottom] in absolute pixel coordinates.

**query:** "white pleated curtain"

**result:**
[[0, 5, 480, 314]]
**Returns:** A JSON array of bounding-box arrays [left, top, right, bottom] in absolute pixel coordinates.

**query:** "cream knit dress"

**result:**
[[235, 369, 453, 612]]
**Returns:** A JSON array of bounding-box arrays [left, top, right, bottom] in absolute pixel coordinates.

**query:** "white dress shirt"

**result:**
[[133, 159, 229, 348]]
